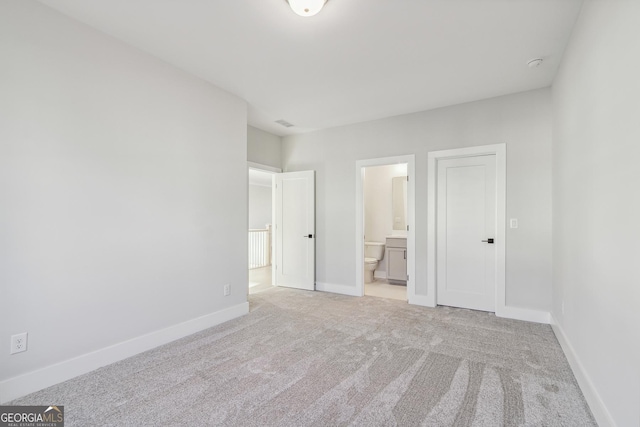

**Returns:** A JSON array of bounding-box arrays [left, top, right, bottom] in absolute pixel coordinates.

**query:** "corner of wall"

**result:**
[[549, 314, 617, 427]]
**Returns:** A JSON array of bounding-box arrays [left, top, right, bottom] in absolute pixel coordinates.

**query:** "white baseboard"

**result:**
[[407, 298, 549, 322], [408, 294, 432, 307], [373, 271, 387, 279], [496, 306, 550, 324], [315, 282, 361, 297], [550, 315, 616, 427], [0, 302, 249, 404]]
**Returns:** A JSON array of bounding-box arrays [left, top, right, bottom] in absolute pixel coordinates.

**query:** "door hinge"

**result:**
[[407, 225, 409, 231], [407, 275, 409, 281]]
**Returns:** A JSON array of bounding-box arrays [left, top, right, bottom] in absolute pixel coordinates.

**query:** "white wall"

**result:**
[[249, 185, 272, 230], [248, 125, 282, 169], [283, 88, 553, 311], [0, 1, 248, 400], [551, 1, 640, 425]]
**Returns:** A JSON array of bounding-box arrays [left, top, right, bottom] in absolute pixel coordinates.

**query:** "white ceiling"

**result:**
[[39, 0, 583, 136]]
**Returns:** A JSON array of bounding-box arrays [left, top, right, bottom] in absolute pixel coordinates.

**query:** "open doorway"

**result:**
[[362, 164, 408, 301], [356, 155, 416, 303], [248, 163, 279, 294]]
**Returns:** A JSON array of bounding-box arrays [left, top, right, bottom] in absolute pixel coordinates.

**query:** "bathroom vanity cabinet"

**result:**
[[385, 237, 407, 284]]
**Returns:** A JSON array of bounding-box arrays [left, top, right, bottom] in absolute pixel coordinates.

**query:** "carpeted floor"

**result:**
[[10, 287, 596, 426]]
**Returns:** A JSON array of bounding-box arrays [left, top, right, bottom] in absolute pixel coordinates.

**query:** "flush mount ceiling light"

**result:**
[[287, 0, 328, 17]]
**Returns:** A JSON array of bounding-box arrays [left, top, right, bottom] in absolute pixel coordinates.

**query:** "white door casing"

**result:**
[[427, 143, 506, 316], [436, 155, 497, 312], [274, 171, 315, 290]]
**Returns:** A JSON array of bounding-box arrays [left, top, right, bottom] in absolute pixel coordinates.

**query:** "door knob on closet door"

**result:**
[[481, 238, 494, 244], [303, 234, 314, 238]]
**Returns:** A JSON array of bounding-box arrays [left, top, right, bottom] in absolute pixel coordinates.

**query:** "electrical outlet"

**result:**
[[11, 332, 28, 354], [224, 284, 230, 296]]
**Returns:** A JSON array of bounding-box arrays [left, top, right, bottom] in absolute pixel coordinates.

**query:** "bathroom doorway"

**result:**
[[248, 162, 280, 295], [355, 155, 416, 303]]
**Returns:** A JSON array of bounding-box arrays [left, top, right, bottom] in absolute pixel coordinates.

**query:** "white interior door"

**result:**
[[436, 155, 496, 312], [274, 171, 315, 290]]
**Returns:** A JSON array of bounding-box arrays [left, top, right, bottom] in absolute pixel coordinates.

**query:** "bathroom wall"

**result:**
[[364, 164, 407, 275], [282, 88, 552, 312], [0, 1, 247, 402]]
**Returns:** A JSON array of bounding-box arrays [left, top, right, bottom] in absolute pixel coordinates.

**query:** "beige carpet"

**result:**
[[10, 287, 596, 426]]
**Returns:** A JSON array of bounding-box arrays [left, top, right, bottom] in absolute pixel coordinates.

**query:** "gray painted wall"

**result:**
[[248, 126, 282, 169], [0, 1, 247, 385], [552, 1, 640, 425], [249, 185, 272, 230], [283, 88, 553, 311]]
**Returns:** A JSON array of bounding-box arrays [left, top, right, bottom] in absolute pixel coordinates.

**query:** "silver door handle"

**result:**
[[482, 238, 494, 244], [303, 234, 314, 238]]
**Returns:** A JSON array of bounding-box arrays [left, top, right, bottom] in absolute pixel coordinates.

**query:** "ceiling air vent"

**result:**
[[275, 119, 294, 128]]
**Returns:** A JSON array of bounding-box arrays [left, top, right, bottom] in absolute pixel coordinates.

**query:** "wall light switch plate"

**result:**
[[510, 219, 518, 229]]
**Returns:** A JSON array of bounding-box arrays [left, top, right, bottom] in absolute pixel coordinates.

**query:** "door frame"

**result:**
[[427, 144, 506, 314], [247, 162, 281, 288], [355, 155, 416, 303]]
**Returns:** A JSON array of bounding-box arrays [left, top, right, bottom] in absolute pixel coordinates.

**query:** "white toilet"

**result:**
[[364, 242, 385, 283]]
